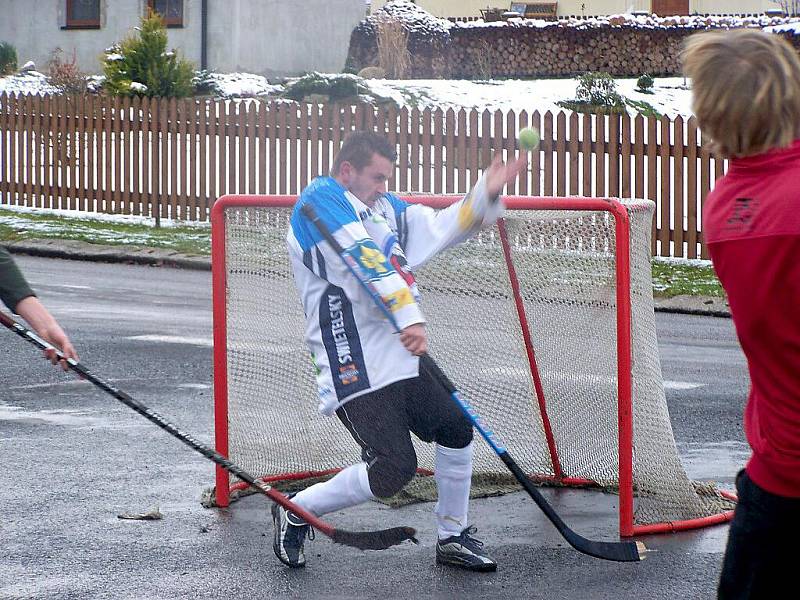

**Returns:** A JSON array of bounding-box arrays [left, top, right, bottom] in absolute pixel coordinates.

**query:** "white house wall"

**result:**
[[0, 0, 365, 76], [213, 0, 366, 77], [0, 1, 170, 74], [691, 0, 779, 12]]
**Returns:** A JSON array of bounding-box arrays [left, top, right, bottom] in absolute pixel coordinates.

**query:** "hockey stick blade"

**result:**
[[301, 202, 646, 562], [0, 310, 417, 552], [423, 353, 645, 563], [499, 444, 645, 562]]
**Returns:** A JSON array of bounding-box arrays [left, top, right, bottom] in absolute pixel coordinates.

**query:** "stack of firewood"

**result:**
[[346, 3, 800, 79], [446, 25, 690, 78]]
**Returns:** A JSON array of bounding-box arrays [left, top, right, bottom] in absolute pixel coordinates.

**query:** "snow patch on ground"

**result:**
[[206, 72, 282, 98], [0, 69, 693, 116], [0, 71, 61, 96], [365, 76, 692, 116], [0, 204, 209, 229], [457, 13, 799, 31]]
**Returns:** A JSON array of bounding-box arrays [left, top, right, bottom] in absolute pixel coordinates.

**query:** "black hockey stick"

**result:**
[[0, 310, 417, 551], [301, 202, 646, 562]]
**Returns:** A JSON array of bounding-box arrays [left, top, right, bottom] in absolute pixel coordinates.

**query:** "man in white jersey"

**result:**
[[277, 131, 526, 571]]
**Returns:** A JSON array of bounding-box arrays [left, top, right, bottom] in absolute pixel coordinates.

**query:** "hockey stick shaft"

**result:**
[[0, 309, 416, 551], [301, 203, 644, 562]]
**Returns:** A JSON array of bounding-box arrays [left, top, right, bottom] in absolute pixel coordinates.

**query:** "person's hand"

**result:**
[[39, 324, 78, 371], [399, 323, 427, 356], [14, 296, 79, 371], [485, 154, 528, 200]]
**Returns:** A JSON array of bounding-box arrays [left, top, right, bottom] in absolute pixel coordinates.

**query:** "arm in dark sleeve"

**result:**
[[0, 246, 36, 312]]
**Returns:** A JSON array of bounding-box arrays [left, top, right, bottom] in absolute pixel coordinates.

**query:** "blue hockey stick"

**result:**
[[301, 202, 646, 562]]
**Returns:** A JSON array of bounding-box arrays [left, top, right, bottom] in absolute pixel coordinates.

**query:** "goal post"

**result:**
[[210, 194, 735, 537]]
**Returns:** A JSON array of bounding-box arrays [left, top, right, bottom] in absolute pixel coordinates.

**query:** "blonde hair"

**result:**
[[682, 29, 800, 158]]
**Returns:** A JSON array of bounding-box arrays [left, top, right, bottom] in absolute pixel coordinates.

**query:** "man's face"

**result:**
[[339, 153, 393, 207]]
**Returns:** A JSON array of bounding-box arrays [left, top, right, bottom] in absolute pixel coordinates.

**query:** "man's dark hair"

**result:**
[[331, 131, 397, 176]]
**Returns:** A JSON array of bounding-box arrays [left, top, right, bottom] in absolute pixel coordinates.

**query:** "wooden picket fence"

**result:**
[[0, 93, 726, 258]]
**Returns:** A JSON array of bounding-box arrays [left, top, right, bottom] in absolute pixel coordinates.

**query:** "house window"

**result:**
[[148, 0, 184, 27], [65, 0, 101, 29]]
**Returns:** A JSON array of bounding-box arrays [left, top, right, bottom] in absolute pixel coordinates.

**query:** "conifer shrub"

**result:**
[[0, 41, 18, 76], [557, 72, 626, 114], [102, 12, 194, 97], [636, 73, 655, 94]]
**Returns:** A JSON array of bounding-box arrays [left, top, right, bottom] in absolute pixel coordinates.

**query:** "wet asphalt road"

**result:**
[[0, 256, 749, 600]]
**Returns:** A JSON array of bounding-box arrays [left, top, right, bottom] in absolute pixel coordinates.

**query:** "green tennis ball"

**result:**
[[518, 127, 540, 151]]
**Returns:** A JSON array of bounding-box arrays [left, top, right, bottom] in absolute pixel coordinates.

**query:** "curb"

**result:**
[[2, 238, 211, 271], [651, 296, 731, 319], [2, 238, 731, 318]]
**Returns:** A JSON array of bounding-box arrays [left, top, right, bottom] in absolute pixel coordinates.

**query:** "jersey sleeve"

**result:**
[[386, 173, 504, 269], [0, 246, 35, 311], [291, 184, 425, 331]]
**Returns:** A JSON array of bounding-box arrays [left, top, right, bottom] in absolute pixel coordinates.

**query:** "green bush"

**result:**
[[625, 98, 661, 117], [0, 41, 18, 76], [636, 73, 654, 94], [283, 72, 365, 102], [102, 12, 194, 97], [192, 69, 219, 96]]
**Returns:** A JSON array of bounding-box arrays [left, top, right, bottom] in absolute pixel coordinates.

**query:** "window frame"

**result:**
[[64, 0, 101, 29], [147, 0, 184, 28]]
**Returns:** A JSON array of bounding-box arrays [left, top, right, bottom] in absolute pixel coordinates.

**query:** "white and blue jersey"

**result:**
[[287, 175, 502, 415]]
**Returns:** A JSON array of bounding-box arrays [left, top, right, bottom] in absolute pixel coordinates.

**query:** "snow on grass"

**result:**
[[0, 206, 210, 254], [0, 204, 209, 229], [0, 69, 693, 116], [653, 255, 712, 268], [364, 76, 692, 116], [211, 71, 693, 117], [0, 71, 61, 96], [206, 72, 283, 98], [651, 257, 722, 297]]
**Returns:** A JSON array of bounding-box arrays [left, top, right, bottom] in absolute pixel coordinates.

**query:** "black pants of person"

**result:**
[[335, 366, 473, 499], [717, 469, 800, 599]]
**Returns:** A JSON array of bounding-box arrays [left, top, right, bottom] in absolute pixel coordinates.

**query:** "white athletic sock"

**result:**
[[291, 462, 375, 517], [434, 442, 473, 539]]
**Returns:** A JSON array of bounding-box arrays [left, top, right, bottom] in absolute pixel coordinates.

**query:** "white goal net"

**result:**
[[210, 194, 734, 535]]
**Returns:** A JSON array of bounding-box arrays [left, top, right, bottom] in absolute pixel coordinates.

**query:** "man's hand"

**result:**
[[14, 296, 79, 371], [485, 154, 528, 200], [399, 323, 427, 356]]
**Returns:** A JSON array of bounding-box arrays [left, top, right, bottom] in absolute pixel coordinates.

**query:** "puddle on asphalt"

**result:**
[[5, 379, 92, 391], [126, 334, 213, 346], [0, 403, 115, 427], [679, 441, 750, 484]]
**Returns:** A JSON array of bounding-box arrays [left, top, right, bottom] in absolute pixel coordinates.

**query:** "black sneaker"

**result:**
[[271, 499, 313, 568], [436, 526, 497, 572]]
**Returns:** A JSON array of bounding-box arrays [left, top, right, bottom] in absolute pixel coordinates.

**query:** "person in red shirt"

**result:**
[[683, 30, 800, 599]]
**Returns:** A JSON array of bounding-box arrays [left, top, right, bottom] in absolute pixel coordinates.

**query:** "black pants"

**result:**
[[717, 470, 800, 599], [335, 366, 473, 498]]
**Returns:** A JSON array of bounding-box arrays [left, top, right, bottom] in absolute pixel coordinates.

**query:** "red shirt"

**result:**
[[703, 140, 800, 498]]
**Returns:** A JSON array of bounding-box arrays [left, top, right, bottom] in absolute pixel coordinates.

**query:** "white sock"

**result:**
[[291, 462, 375, 517], [434, 442, 473, 540]]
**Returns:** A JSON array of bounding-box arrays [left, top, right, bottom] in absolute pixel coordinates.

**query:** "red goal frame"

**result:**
[[211, 194, 735, 538]]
